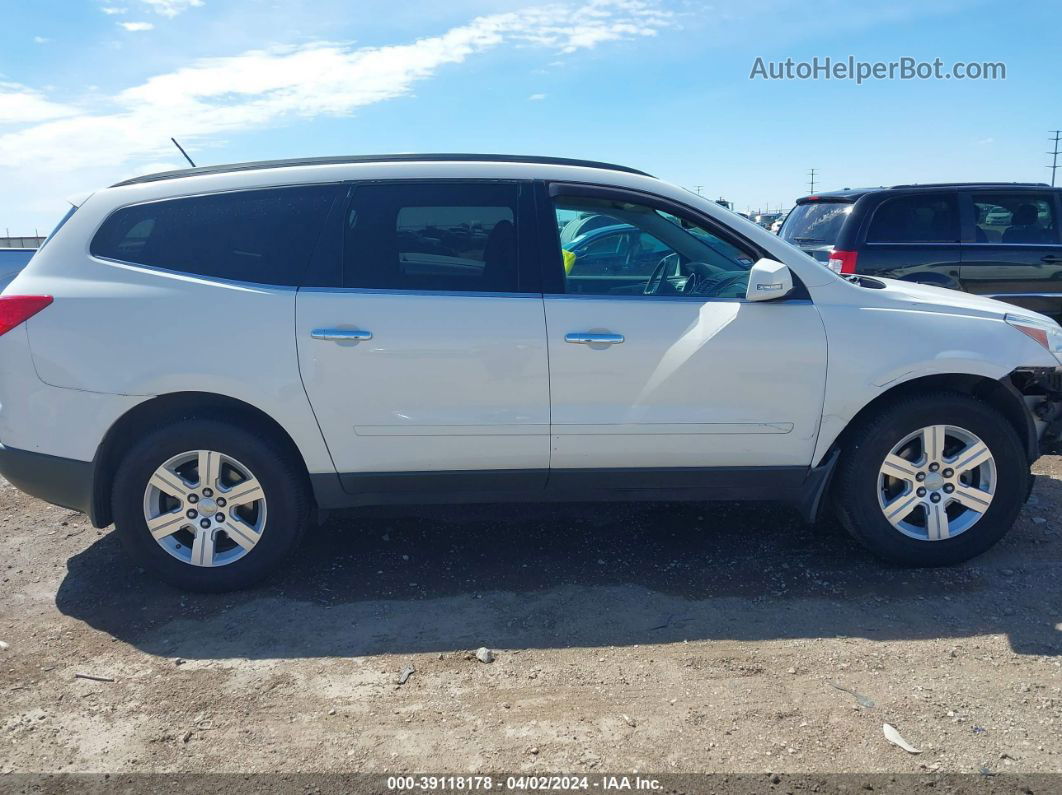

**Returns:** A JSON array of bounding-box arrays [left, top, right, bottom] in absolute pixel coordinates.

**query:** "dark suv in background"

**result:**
[[780, 182, 1062, 319]]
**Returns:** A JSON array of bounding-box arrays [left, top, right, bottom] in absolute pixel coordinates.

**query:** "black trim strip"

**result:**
[[339, 469, 547, 494], [0, 444, 94, 517], [313, 466, 810, 509]]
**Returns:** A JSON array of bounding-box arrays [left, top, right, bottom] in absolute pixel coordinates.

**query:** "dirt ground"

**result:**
[[1, 457, 1060, 779]]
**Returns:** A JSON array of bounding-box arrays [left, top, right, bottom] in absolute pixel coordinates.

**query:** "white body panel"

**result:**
[[544, 296, 827, 468], [0, 326, 145, 461], [295, 290, 550, 473], [8, 224, 335, 472], [0, 157, 1057, 495], [810, 277, 1058, 464]]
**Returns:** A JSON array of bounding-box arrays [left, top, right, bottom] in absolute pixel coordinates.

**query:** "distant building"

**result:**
[[0, 236, 45, 249]]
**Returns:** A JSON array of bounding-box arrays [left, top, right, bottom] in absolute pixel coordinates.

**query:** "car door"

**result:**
[[858, 191, 963, 286], [540, 183, 828, 492], [296, 180, 550, 496], [959, 190, 1062, 319]]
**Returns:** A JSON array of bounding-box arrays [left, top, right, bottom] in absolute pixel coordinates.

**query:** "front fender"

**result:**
[[811, 298, 1056, 466]]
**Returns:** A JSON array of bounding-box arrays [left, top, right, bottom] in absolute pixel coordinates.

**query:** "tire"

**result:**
[[111, 418, 310, 591], [833, 392, 1029, 567]]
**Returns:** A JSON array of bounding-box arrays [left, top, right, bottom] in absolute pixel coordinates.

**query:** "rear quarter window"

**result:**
[[90, 185, 340, 286]]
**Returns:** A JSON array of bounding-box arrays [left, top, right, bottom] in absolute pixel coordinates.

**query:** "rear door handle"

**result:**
[[565, 332, 625, 345], [311, 328, 373, 342], [1042, 256, 1062, 264]]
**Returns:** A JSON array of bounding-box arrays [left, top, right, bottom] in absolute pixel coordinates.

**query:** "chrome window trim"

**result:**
[[296, 287, 815, 303], [89, 261, 813, 303], [299, 286, 539, 299], [544, 292, 812, 305], [90, 255, 297, 292]]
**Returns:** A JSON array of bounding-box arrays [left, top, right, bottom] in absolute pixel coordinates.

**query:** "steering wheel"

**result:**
[[696, 271, 748, 298], [643, 253, 678, 295], [675, 262, 740, 297]]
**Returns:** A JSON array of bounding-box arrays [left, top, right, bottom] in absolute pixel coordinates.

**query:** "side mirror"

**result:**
[[745, 258, 794, 302]]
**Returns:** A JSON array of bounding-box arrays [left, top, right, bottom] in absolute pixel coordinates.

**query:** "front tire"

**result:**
[[112, 418, 310, 591], [833, 392, 1029, 567]]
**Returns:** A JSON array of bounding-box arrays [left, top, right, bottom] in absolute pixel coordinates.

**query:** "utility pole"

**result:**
[[808, 168, 818, 194], [1048, 131, 1061, 187], [694, 185, 704, 196]]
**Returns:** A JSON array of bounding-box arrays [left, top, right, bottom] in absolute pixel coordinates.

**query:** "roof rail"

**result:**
[[889, 181, 1053, 189], [111, 153, 654, 187]]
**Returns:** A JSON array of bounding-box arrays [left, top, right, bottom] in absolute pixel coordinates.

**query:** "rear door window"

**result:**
[[970, 193, 1059, 244], [343, 182, 523, 293], [866, 194, 960, 243], [90, 185, 340, 286]]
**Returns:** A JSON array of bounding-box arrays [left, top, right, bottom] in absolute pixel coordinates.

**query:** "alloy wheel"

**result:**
[[877, 424, 995, 541], [142, 450, 267, 567]]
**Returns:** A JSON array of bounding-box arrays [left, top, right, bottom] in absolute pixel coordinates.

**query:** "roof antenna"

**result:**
[[170, 137, 196, 168]]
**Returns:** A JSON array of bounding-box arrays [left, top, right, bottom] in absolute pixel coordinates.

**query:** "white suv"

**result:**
[[2, 154, 1062, 591]]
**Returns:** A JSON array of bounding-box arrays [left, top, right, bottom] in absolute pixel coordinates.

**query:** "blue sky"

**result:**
[[0, 0, 1059, 234]]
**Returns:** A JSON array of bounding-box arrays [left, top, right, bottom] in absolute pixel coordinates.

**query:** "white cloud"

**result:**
[[139, 0, 204, 17], [528, 93, 547, 100], [0, 1, 674, 173], [33, 36, 51, 44], [0, 83, 76, 124], [120, 21, 155, 31], [102, 0, 203, 17]]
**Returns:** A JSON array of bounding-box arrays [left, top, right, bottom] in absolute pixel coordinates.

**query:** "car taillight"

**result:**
[[827, 249, 858, 274], [0, 296, 53, 336]]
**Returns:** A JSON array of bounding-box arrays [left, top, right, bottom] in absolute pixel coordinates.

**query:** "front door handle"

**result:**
[[311, 328, 373, 342], [1041, 255, 1062, 264], [565, 332, 625, 345]]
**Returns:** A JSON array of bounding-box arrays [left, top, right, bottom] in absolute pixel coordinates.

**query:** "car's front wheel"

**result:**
[[112, 418, 310, 591], [833, 392, 1029, 566]]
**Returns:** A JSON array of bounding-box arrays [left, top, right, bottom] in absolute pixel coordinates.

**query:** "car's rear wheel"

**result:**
[[112, 418, 310, 591], [833, 392, 1029, 566]]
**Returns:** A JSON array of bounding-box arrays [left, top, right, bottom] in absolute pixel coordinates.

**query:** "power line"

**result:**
[[808, 168, 817, 194], [1048, 131, 1061, 187]]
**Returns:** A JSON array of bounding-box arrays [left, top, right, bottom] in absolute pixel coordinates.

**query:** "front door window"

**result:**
[[555, 196, 756, 298]]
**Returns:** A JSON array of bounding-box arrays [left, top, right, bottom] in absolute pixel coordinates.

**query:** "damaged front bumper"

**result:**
[[1010, 367, 1062, 447]]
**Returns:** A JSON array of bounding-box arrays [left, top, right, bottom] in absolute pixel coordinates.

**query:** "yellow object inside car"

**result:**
[[562, 248, 576, 275]]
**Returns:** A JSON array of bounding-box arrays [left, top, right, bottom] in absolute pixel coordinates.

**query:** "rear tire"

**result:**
[[112, 418, 310, 591], [833, 392, 1028, 567]]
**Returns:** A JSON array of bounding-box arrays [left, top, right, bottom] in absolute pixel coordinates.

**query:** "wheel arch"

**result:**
[[822, 372, 1037, 469], [90, 391, 315, 528]]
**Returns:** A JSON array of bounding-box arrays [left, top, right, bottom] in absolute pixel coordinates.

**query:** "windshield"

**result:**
[[781, 201, 853, 245]]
